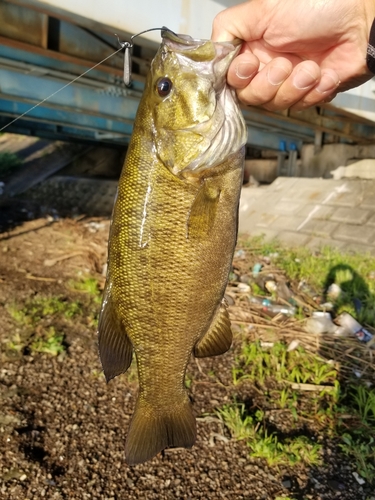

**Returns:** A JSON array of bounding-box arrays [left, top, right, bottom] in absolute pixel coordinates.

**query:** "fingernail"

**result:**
[[235, 62, 257, 79], [267, 66, 290, 86], [315, 73, 340, 94], [293, 68, 318, 90]]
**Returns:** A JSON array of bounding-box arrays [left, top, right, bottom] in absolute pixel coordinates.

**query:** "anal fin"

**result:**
[[194, 301, 232, 358], [98, 287, 133, 382]]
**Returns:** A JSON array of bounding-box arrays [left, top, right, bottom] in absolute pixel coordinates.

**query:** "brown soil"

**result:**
[[0, 214, 373, 500]]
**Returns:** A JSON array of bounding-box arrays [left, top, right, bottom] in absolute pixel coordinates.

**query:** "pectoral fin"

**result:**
[[187, 182, 220, 239], [194, 301, 232, 358], [98, 287, 133, 382]]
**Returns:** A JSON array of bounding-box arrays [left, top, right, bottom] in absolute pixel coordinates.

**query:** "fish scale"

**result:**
[[98, 29, 247, 465]]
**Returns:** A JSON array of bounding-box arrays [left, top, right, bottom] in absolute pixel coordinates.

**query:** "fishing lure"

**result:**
[[116, 27, 177, 87]]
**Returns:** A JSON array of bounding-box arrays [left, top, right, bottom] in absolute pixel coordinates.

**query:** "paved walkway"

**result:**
[[239, 177, 375, 254]]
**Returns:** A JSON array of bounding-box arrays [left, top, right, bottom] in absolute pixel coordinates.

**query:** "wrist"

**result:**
[[365, 0, 375, 73], [367, 19, 375, 73]]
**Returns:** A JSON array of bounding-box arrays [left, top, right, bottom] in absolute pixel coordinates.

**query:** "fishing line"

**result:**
[[0, 46, 123, 133], [0, 26, 175, 133]]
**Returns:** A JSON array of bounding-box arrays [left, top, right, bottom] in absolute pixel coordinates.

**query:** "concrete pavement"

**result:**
[[239, 177, 375, 254]]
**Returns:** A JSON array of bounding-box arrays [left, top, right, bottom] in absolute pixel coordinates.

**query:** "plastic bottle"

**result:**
[[335, 312, 373, 342], [249, 296, 296, 316]]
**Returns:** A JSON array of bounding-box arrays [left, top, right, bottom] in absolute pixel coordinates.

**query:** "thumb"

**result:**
[[211, 1, 266, 42]]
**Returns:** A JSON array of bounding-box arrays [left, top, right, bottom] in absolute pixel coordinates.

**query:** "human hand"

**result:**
[[212, 0, 375, 111]]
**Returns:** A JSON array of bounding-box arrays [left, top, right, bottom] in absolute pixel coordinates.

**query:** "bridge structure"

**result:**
[[1, 0, 375, 158]]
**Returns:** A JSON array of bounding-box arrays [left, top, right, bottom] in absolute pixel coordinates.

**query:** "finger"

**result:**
[[211, 3, 266, 42], [227, 53, 260, 89], [262, 61, 321, 111], [290, 70, 340, 110], [235, 58, 293, 106]]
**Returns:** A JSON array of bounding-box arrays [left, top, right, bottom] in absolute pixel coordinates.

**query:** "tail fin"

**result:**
[[125, 396, 196, 465]]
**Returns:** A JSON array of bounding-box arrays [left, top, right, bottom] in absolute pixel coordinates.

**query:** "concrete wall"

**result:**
[[301, 143, 375, 178]]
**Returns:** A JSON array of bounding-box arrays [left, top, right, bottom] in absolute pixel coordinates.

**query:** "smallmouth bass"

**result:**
[[98, 29, 247, 465]]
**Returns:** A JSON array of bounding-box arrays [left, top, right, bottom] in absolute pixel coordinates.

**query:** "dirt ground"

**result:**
[[0, 210, 373, 500]]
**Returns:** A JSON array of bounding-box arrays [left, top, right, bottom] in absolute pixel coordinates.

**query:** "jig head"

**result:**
[[116, 27, 176, 87]]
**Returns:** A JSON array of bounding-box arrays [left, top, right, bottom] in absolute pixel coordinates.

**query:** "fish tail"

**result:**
[[125, 396, 196, 465]]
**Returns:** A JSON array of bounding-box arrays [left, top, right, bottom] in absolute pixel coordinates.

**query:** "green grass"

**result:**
[[217, 403, 322, 467], [5, 295, 83, 356], [340, 434, 375, 483], [0, 151, 22, 177], [220, 337, 375, 481], [68, 276, 102, 303], [30, 326, 65, 356], [232, 340, 338, 387], [7, 295, 82, 325]]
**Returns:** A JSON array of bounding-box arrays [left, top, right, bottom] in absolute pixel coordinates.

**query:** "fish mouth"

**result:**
[[161, 27, 242, 84]]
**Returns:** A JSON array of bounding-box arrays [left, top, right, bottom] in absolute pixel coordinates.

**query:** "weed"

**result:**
[[233, 340, 338, 388], [217, 403, 322, 467], [0, 151, 22, 177], [217, 404, 255, 441], [31, 327, 65, 356], [340, 434, 375, 482], [7, 296, 82, 325], [6, 333, 24, 352], [250, 432, 322, 467], [69, 277, 101, 303], [228, 338, 375, 480], [5, 296, 81, 356], [349, 385, 375, 425], [276, 388, 292, 410]]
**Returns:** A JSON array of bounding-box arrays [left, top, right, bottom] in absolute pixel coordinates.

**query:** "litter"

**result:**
[[249, 296, 296, 316], [327, 283, 342, 300], [335, 312, 373, 343], [252, 263, 263, 277], [305, 312, 336, 335]]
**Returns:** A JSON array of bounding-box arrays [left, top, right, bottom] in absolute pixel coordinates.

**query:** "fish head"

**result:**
[[146, 29, 247, 176]]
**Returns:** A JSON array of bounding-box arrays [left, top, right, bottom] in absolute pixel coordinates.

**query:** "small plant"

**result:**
[[7, 296, 82, 325], [349, 385, 375, 425], [217, 404, 256, 441], [217, 403, 322, 467], [250, 432, 322, 467], [31, 327, 65, 356], [6, 333, 24, 352], [233, 341, 338, 388], [340, 434, 375, 483], [0, 151, 22, 177], [69, 277, 101, 302]]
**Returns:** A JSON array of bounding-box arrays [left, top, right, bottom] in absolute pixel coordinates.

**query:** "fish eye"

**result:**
[[156, 77, 172, 97]]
